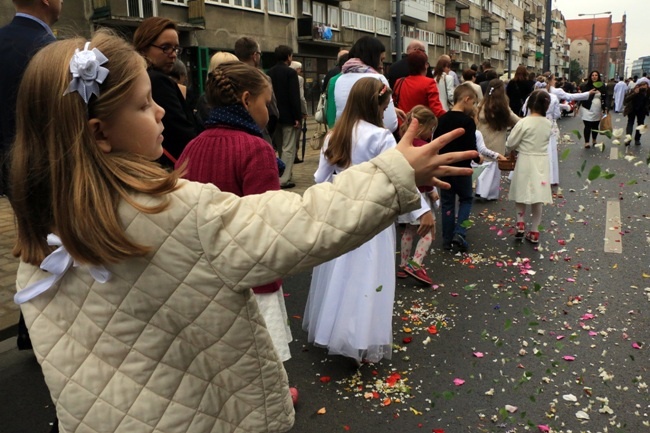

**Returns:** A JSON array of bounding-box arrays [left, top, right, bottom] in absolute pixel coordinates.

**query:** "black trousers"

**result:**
[[626, 112, 646, 141]]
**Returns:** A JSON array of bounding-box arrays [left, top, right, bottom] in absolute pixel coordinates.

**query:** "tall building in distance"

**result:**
[[565, 13, 627, 80]]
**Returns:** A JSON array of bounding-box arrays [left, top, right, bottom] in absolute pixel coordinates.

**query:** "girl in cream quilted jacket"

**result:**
[[11, 30, 477, 433]]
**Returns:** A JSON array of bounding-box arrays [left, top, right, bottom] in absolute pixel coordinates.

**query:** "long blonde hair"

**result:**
[[11, 30, 181, 266], [325, 77, 391, 168]]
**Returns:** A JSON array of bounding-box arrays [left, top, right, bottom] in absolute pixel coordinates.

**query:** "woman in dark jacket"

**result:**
[[623, 77, 650, 147], [578, 70, 608, 148], [506, 65, 534, 116]]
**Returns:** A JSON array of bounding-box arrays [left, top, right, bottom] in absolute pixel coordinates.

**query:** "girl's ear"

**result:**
[[88, 118, 112, 153], [240, 90, 252, 110]]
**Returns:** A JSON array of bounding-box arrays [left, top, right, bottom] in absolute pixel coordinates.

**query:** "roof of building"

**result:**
[[565, 17, 611, 42]]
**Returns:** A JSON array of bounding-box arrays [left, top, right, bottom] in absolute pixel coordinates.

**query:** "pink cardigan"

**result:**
[[178, 126, 282, 293]]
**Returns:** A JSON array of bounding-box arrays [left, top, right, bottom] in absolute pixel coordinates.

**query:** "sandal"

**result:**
[[525, 231, 540, 244], [397, 266, 408, 279], [584, 144, 591, 149], [515, 222, 525, 240]]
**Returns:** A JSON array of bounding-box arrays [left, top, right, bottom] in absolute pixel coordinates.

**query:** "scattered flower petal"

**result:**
[[453, 378, 465, 386]]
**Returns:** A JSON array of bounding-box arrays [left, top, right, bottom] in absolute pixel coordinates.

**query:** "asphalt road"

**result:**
[[1, 112, 648, 433]]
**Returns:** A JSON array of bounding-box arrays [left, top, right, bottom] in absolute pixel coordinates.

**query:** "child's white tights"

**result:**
[[515, 202, 543, 232], [400, 226, 433, 267]]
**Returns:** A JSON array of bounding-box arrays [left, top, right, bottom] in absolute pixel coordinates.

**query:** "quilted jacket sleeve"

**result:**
[[197, 148, 421, 291]]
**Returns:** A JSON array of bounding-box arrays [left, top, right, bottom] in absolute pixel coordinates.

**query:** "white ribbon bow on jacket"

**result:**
[[14, 234, 110, 305]]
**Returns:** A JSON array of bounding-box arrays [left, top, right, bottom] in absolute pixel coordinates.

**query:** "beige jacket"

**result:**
[[477, 107, 520, 155], [17, 149, 421, 433]]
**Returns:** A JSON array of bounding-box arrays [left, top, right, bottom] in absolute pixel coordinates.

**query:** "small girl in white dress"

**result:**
[[506, 90, 553, 244], [303, 77, 397, 364]]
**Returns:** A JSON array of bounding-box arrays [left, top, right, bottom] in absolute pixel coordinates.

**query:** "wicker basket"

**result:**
[[498, 153, 517, 171]]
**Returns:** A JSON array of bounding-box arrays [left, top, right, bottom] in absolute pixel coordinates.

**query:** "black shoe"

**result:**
[[451, 233, 468, 253], [442, 241, 453, 251], [280, 182, 296, 189], [294, 158, 303, 164], [634, 140, 641, 146]]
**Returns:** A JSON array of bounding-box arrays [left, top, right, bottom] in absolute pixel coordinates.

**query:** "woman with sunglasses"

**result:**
[[134, 17, 199, 167]]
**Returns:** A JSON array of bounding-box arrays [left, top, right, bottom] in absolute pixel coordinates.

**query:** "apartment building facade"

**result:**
[[1, 0, 572, 110]]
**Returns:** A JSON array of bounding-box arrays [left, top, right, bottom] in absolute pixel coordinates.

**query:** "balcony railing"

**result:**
[[393, 0, 429, 23], [445, 17, 470, 35], [297, 18, 343, 44]]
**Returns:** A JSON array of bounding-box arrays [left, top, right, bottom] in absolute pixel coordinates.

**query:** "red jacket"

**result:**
[[393, 75, 447, 118], [178, 126, 282, 293]]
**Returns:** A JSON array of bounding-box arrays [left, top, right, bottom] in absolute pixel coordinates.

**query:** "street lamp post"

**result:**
[[578, 11, 611, 75]]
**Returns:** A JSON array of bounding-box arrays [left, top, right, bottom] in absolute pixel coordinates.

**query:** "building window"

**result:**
[[302, 0, 310, 15], [328, 5, 339, 29], [268, 0, 291, 15], [207, 0, 262, 11], [376, 17, 391, 36], [313, 2, 325, 21], [161, 0, 187, 5], [128, 0, 155, 17]]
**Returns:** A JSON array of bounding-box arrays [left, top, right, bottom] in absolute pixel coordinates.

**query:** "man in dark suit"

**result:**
[[0, 0, 62, 352], [386, 40, 427, 89], [267, 45, 301, 189]]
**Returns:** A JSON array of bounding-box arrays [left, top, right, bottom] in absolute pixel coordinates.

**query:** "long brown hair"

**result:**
[[477, 79, 511, 131], [433, 57, 450, 81], [11, 30, 181, 266], [325, 78, 391, 168]]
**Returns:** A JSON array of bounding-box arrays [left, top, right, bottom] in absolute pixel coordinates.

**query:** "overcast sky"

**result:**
[[554, 0, 643, 74]]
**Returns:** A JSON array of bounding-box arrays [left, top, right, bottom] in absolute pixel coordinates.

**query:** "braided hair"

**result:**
[[205, 61, 269, 107]]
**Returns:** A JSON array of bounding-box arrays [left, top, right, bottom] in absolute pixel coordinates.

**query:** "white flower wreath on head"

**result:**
[[64, 41, 109, 104]]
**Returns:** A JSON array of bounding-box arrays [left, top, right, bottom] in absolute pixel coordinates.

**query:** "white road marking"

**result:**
[[604, 200, 622, 253]]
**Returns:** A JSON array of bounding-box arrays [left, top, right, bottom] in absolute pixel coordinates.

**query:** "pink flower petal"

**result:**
[[563, 355, 576, 361], [497, 230, 504, 236], [556, 335, 565, 340], [453, 378, 465, 386], [450, 292, 459, 297], [632, 342, 642, 349], [473, 352, 484, 358], [588, 331, 598, 336], [581, 313, 594, 320], [537, 425, 550, 433]]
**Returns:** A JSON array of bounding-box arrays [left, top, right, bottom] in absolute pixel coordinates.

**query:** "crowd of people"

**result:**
[[1, 4, 649, 432]]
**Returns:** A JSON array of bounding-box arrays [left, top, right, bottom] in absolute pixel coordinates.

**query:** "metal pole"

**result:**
[[395, 0, 402, 62], [542, 0, 552, 72], [507, 29, 512, 79], [588, 19, 595, 74]]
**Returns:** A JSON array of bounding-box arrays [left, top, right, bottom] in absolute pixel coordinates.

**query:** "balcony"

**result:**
[[523, 24, 536, 39], [480, 31, 498, 46], [91, 0, 204, 29], [445, 17, 470, 36], [446, 0, 470, 10], [524, 10, 535, 23], [393, 0, 428, 23], [481, 6, 497, 22], [297, 18, 347, 47], [536, 36, 544, 46]]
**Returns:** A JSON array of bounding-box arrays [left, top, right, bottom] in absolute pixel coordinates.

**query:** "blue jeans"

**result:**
[[440, 175, 473, 244]]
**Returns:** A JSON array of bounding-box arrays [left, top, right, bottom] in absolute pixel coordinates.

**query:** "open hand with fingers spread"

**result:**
[[396, 119, 478, 188]]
